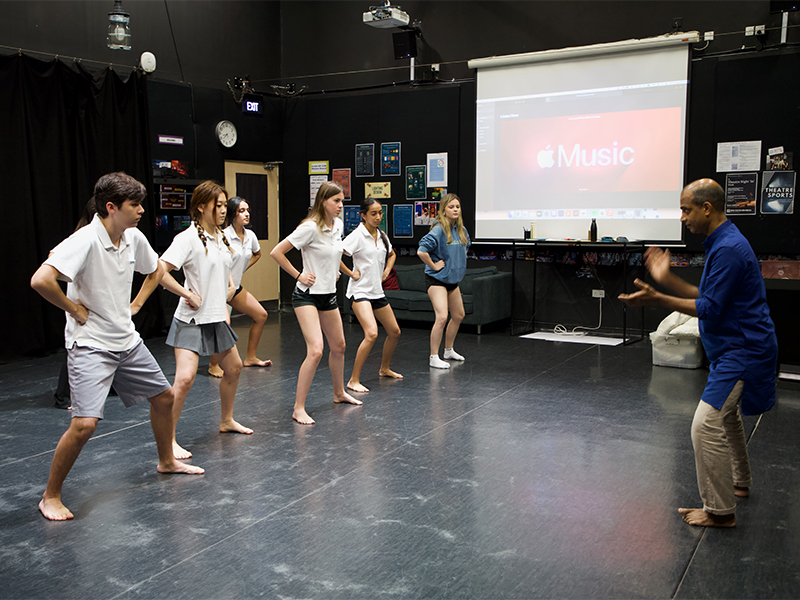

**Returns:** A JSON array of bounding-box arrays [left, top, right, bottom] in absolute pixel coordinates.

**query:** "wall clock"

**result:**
[[215, 120, 237, 148]]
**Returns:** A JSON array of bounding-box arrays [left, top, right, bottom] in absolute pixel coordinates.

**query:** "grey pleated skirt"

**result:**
[[166, 318, 238, 356]]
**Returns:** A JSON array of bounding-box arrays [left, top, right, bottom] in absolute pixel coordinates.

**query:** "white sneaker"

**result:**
[[429, 355, 450, 369], [443, 348, 465, 361]]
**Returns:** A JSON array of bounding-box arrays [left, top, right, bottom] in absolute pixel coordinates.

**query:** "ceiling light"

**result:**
[[107, 0, 131, 50]]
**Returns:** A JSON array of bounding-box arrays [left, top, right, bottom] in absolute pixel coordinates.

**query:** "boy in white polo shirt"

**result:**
[[31, 172, 204, 521]]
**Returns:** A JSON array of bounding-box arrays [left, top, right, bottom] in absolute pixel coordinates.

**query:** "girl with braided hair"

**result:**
[[160, 181, 252, 460], [270, 181, 361, 425], [339, 198, 402, 392]]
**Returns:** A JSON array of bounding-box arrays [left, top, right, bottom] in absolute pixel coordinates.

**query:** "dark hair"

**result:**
[[75, 196, 97, 231], [93, 172, 146, 218], [686, 179, 725, 212], [225, 196, 248, 228], [360, 197, 390, 252], [189, 180, 233, 255]]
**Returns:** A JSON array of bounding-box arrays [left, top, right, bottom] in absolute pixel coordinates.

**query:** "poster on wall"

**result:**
[[414, 201, 440, 226], [308, 161, 329, 175], [343, 205, 361, 235], [716, 141, 761, 172], [309, 175, 327, 207], [431, 187, 447, 203], [356, 143, 374, 177], [393, 204, 414, 238], [332, 168, 351, 200], [381, 142, 401, 176], [761, 171, 795, 215], [725, 173, 757, 216], [365, 182, 391, 199], [406, 165, 426, 199], [427, 152, 448, 187]]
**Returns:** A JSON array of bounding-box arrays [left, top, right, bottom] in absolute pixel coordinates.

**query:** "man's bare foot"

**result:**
[[734, 486, 750, 497], [157, 461, 205, 475], [379, 369, 403, 379], [219, 419, 254, 434], [243, 357, 272, 367], [208, 364, 224, 378], [334, 392, 363, 406], [678, 507, 736, 527], [346, 381, 369, 393], [292, 409, 315, 425], [173, 441, 193, 460], [39, 498, 73, 521]]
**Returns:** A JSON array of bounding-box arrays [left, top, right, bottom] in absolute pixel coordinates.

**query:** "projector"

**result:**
[[363, 6, 410, 29]]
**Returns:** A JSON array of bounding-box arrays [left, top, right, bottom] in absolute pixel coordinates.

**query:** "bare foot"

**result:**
[[379, 369, 403, 379], [243, 358, 272, 367], [208, 364, 224, 378], [157, 461, 205, 475], [347, 381, 369, 393], [734, 486, 750, 497], [334, 392, 363, 406], [39, 497, 73, 521], [292, 409, 315, 425], [173, 441, 193, 460], [219, 419, 254, 434], [678, 507, 736, 527]]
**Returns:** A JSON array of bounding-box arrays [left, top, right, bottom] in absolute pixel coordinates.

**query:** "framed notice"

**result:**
[[356, 143, 374, 177], [393, 204, 414, 238], [406, 165, 426, 199], [427, 152, 448, 187], [365, 182, 391, 199]]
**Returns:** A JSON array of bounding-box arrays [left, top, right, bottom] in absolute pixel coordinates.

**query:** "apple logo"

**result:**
[[537, 145, 555, 168]]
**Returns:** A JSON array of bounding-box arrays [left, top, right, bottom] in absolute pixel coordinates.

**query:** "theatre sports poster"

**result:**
[[381, 142, 401, 176], [332, 168, 351, 200], [356, 143, 374, 177], [725, 173, 757, 216], [406, 165, 426, 199], [427, 152, 448, 187], [761, 171, 795, 215], [393, 204, 414, 238]]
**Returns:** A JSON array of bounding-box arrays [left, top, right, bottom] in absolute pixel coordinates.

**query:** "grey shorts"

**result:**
[[166, 318, 238, 356], [67, 340, 170, 420]]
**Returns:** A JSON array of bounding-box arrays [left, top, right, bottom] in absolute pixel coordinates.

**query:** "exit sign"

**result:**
[[241, 93, 263, 116]]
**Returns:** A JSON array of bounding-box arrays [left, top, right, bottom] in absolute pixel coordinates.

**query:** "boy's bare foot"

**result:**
[[292, 409, 315, 425], [334, 391, 363, 406], [208, 364, 224, 378], [39, 498, 73, 521], [157, 461, 205, 475], [173, 441, 193, 460], [219, 419, 254, 434], [678, 507, 736, 527], [243, 358, 272, 367], [734, 486, 750, 497], [379, 369, 403, 379], [346, 381, 369, 393]]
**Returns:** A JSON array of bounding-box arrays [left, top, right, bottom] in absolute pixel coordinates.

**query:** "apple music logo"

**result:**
[[537, 142, 635, 168]]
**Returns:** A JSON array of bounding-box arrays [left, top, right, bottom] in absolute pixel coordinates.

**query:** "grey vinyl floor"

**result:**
[[1, 309, 799, 599]]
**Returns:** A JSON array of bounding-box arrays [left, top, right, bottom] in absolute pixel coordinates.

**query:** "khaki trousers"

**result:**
[[691, 380, 752, 515]]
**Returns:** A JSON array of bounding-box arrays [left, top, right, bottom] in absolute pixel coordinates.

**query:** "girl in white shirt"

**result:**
[[160, 181, 253, 459], [270, 181, 361, 425], [208, 196, 272, 378], [340, 198, 402, 392]]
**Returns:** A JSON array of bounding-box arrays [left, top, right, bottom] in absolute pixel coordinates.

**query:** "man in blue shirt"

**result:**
[[619, 178, 777, 528]]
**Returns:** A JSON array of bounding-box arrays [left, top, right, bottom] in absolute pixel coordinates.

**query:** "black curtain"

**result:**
[[0, 54, 153, 361]]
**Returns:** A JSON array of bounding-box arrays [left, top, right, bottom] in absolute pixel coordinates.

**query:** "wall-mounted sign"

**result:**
[[241, 93, 263, 115], [309, 161, 329, 175], [158, 135, 184, 146]]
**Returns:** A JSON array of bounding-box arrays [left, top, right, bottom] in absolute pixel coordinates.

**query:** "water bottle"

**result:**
[[590, 218, 597, 242]]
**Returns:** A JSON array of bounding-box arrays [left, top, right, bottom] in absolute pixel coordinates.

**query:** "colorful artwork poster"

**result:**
[[343, 205, 361, 236], [160, 193, 187, 210], [356, 143, 374, 177], [414, 201, 440, 226], [430, 187, 447, 203], [761, 171, 796, 215], [393, 204, 414, 238], [381, 142, 401, 176], [427, 152, 448, 186], [406, 165, 426, 199], [725, 173, 757, 216], [365, 182, 391, 199], [310, 175, 328, 207], [332, 168, 351, 199]]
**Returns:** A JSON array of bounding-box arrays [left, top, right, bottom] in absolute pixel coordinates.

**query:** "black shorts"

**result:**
[[232, 285, 244, 299], [351, 296, 390, 310], [425, 274, 459, 292], [292, 287, 338, 311]]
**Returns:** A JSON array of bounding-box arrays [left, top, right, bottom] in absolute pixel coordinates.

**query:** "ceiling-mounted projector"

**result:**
[[363, 4, 410, 29]]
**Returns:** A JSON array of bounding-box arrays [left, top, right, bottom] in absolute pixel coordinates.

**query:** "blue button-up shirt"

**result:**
[[696, 220, 777, 415]]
